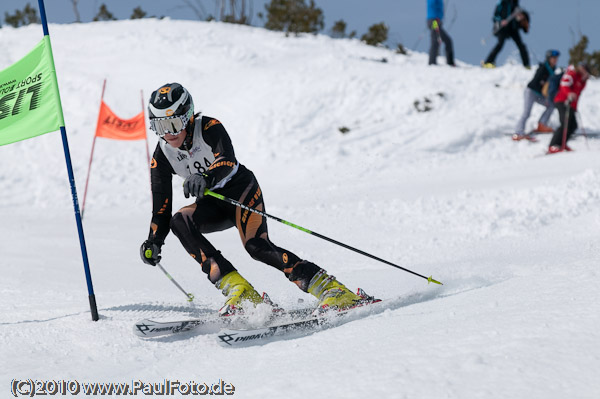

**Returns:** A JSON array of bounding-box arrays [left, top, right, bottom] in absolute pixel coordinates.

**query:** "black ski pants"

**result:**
[[485, 28, 530, 67], [169, 165, 320, 290], [549, 102, 578, 148], [428, 19, 454, 66]]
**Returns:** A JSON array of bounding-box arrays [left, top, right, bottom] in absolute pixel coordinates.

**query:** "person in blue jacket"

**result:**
[[427, 0, 455, 66]]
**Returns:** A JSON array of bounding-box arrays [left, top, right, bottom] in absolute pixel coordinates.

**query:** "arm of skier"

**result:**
[[493, 3, 503, 22], [531, 65, 546, 86], [141, 145, 174, 265]]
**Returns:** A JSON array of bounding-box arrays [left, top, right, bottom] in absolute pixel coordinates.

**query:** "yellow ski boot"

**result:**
[[216, 271, 263, 316], [308, 269, 365, 313]]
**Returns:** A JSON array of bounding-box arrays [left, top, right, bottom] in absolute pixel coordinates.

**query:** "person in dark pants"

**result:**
[[140, 83, 374, 315], [483, 0, 530, 68], [427, 0, 454, 66], [547, 62, 591, 153]]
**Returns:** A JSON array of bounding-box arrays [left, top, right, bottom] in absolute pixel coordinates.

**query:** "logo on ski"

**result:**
[[135, 323, 152, 336], [217, 332, 237, 346], [217, 330, 276, 346]]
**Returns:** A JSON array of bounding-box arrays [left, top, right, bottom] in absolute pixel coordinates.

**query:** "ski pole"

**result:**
[[411, 27, 428, 51], [204, 189, 442, 285], [561, 102, 571, 151], [575, 111, 590, 150], [156, 262, 194, 302]]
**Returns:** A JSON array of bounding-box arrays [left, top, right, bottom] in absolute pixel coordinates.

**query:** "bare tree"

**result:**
[[71, 0, 81, 22], [223, 0, 251, 24], [182, 0, 208, 20], [180, 0, 251, 23]]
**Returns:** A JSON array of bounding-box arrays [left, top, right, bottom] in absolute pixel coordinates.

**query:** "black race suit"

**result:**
[[148, 115, 319, 290]]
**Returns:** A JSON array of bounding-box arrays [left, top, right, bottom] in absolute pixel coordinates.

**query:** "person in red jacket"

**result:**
[[547, 62, 591, 153]]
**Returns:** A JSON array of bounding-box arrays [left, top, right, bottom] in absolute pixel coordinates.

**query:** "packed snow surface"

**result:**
[[1, 19, 600, 398]]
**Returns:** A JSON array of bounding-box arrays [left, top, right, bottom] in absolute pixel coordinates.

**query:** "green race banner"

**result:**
[[0, 36, 64, 146]]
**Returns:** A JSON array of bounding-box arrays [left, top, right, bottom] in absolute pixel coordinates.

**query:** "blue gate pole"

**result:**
[[38, 0, 99, 321]]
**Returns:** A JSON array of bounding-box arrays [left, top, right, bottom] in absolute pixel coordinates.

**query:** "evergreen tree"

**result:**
[[130, 6, 147, 19], [93, 4, 117, 21], [361, 22, 388, 47], [331, 19, 346, 38], [569, 35, 599, 77], [263, 0, 324, 35], [4, 3, 40, 28]]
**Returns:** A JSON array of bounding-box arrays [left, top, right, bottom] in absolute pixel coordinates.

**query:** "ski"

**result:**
[[134, 291, 383, 341], [133, 315, 228, 338], [216, 316, 324, 347], [217, 297, 385, 347], [503, 133, 539, 142], [503, 132, 600, 139], [133, 306, 317, 338]]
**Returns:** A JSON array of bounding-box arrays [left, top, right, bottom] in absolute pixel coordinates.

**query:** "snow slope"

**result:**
[[1, 19, 600, 398]]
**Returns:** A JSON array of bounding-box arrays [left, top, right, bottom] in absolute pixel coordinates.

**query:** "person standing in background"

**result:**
[[483, 0, 530, 68], [427, 0, 455, 66], [547, 62, 591, 153], [513, 49, 560, 141]]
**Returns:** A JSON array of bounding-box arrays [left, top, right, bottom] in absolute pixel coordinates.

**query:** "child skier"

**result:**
[[140, 83, 373, 315]]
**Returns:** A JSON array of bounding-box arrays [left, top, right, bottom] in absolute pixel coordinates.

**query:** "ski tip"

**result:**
[[428, 276, 443, 285]]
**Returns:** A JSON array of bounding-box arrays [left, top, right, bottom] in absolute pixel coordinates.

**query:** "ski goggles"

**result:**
[[149, 113, 190, 137]]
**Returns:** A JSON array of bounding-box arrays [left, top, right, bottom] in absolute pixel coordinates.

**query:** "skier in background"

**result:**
[[483, 0, 530, 68], [427, 0, 455, 66], [513, 49, 560, 141], [547, 62, 591, 154], [140, 83, 375, 315]]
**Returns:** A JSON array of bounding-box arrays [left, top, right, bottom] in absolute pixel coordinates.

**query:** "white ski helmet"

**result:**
[[148, 83, 194, 136]]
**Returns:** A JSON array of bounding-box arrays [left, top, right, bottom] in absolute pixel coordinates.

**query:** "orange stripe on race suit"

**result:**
[[204, 119, 221, 131]]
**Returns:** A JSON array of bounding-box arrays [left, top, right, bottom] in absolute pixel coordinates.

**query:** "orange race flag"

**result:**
[[95, 100, 146, 140], [82, 80, 150, 218]]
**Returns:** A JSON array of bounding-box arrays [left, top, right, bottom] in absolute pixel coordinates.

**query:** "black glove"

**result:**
[[140, 240, 163, 266], [183, 173, 208, 198]]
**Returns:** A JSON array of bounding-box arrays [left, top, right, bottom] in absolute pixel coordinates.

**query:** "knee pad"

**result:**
[[169, 212, 188, 237], [244, 237, 269, 261], [244, 238, 301, 270]]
